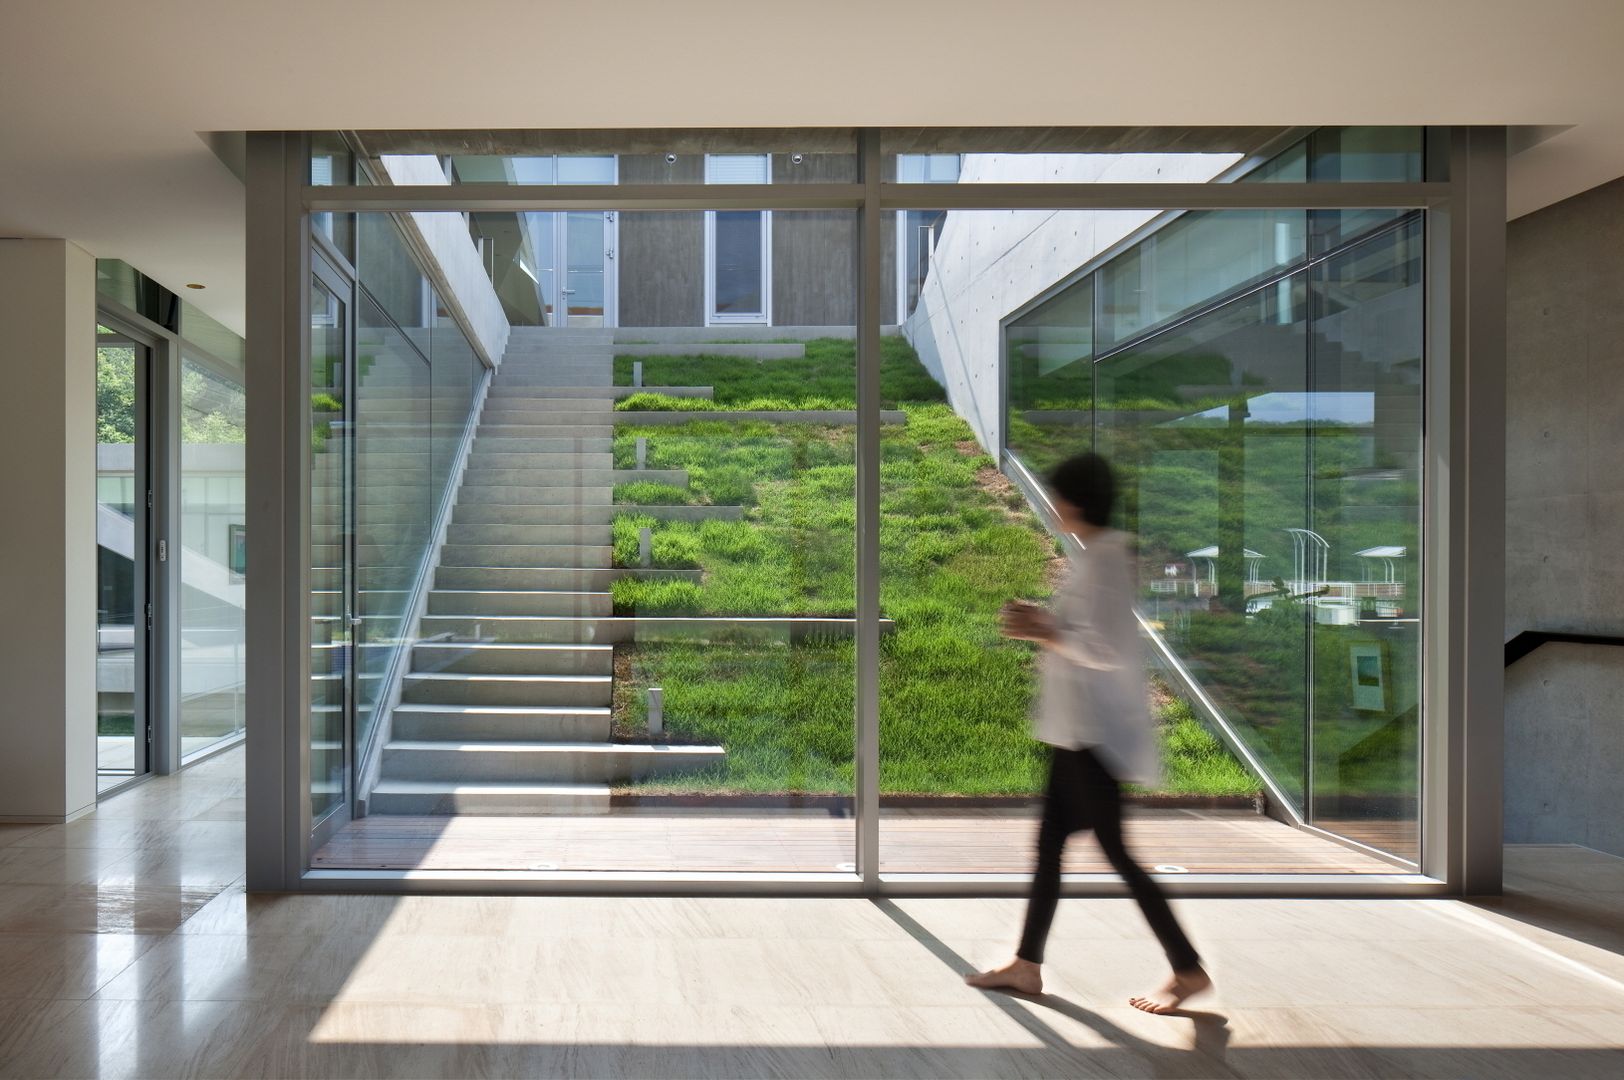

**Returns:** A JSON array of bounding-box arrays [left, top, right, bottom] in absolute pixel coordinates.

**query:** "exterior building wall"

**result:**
[[618, 153, 890, 329], [902, 152, 1239, 452], [1504, 175, 1624, 857], [0, 239, 98, 822], [618, 155, 705, 327]]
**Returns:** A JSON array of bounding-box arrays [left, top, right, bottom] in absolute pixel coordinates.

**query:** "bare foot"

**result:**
[[965, 957, 1043, 995], [1129, 966, 1212, 1014]]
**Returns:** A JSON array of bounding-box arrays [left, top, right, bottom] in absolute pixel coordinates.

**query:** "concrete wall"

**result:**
[[619, 155, 705, 327], [902, 152, 1240, 452], [1504, 176, 1624, 856], [0, 239, 98, 821], [378, 155, 510, 364], [618, 153, 887, 329]]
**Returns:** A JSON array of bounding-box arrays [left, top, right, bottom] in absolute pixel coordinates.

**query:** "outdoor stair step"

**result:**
[[466, 451, 614, 469], [478, 411, 620, 425], [411, 642, 613, 675], [389, 704, 611, 742], [482, 398, 614, 412], [445, 523, 612, 546], [472, 435, 613, 453], [448, 519, 610, 542], [379, 741, 725, 783], [366, 779, 611, 816], [437, 544, 613, 568], [488, 387, 713, 401], [452, 504, 617, 526], [461, 468, 685, 487], [401, 672, 612, 707], [431, 566, 696, 591], [471, 425, 616, 439], [456, 485, 613, 505], [426, 589, 612, 618]]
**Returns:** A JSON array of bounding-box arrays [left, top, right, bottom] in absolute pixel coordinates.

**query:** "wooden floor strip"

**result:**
[[313, 808, 1400, 874]]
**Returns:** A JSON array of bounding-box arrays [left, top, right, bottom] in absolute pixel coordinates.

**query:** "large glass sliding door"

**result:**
[[96, 325, 151, 792]]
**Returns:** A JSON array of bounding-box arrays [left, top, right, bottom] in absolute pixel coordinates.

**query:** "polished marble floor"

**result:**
[[1, 749, 1621, 1078]]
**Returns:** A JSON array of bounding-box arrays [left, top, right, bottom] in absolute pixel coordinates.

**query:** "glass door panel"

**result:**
[[178, 356, 248, 759], [310, 278, 350, 823], [96, 326, 149, 791], [563, 211, 607, 326]]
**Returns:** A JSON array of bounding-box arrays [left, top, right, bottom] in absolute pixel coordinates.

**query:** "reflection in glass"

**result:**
[[1099, 276, 1313, 806], [96, 328, 144, 790], [564, 211, 607, 324], [178, 358, 247, 758], [355, 291, 432, 755], [309, 281, 348, 821], [1007, 211, 1426, 863], [1305, 219, 1424, 861]]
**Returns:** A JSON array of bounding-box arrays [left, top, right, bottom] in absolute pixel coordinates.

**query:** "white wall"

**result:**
[[379, 155, 511, 366], [0, 239, 98, 822], [903, 153, 1238, 453]]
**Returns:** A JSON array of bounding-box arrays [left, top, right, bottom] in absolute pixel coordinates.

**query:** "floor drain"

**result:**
[[1153, 864, 1189, 874]]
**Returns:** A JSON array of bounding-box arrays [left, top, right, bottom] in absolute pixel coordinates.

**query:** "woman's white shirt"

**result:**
[[1031, 528, 1160, 786]]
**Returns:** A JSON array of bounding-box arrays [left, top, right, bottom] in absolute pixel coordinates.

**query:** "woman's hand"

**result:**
[[1000, 601, 1056, 643]]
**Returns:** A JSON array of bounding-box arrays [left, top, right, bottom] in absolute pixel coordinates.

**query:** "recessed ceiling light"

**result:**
[[185, 282, 206, 290]]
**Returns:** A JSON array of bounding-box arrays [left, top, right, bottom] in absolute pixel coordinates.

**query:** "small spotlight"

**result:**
[[790, 153, 804, 165], [665, 153, 677, 165], [185, 283, 206, 290]]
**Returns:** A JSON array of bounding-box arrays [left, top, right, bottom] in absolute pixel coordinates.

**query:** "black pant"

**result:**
[[1017, 747, 1201, 972]]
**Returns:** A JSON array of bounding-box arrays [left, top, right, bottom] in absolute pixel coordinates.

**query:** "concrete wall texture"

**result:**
[[1504, 175, 1624, 856], [0, 239, 98, 821], [902, 152, 1238, 453]]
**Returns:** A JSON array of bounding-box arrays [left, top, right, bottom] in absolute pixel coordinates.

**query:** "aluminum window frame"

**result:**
[[247, 128, 1503, 898]]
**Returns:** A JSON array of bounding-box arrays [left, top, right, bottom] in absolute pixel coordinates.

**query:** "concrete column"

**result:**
[[0, 239, 98, 822]]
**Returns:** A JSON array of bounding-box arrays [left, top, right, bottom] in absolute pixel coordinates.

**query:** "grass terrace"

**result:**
[[606, 336, 1262, 799]]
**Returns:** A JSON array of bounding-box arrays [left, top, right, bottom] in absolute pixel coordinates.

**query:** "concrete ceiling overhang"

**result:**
[[4, 0, 1621, 338]]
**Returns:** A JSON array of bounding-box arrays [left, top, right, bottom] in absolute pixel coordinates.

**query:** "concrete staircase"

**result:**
[[368, 327, 722, 815]]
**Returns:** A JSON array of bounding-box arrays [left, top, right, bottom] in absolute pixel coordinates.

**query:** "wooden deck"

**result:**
[[314, 806, 1400, 874]]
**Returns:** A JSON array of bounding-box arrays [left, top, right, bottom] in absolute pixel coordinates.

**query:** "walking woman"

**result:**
[[966, 452, 1211, 1014]]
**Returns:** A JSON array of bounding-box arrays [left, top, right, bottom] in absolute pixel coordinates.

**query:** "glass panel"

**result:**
[[95, 259, 179, 331], [178, 357, 247, 758], [563, 211, 607, 324], [470, 211, 553, 326], [96, 327, 144, 790], [310, 133, 357, 260], [1306, 219, 1424, 863], [412, 131, 859, 184], [356, 212, 429, 334], [1096, 209, 1308, 348], [312, 211, 856, 875], [1007, 275, 1094, 474], [309, 281, 348, 822], [711, 211, 764, 319], [354, 291, 432, 754], [996, 201, 1427, 868], [430, 288, 478, 500], [180, 302, 245, 367], [1098, 276, 1313, 809]]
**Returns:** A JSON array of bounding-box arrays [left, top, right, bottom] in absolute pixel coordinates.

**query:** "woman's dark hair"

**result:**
[[1047, 453, 1116, 527]]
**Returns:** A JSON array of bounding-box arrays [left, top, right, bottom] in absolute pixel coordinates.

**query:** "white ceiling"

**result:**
[[4, 0, 1623, 337]]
